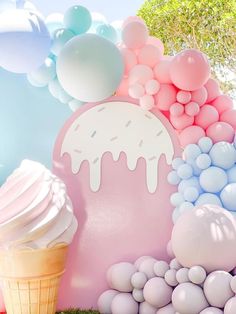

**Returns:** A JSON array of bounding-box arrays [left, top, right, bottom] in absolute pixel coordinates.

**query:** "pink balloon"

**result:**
[[220, 109, 236, 130], [211, 95, 233, 114], [145, 79, 160, 95], [195, 105, 219, 129], [147, 36, 165, 54], [97, 290, 119, 313], [170, 113, 194, 130], [129, 64, 154, 85], [170, 49, 211, 91], [224, 297, 236, 314], [129, 83, 145, 99], [116, 78, 129, 96], [191, 87, 208, 106], [185, 102, 200, 117], [156, 303, 175, 313], [179, 125, 205, 147], [177, 91, 192, 104], [143, 277, 172, 308], [122, 21, 148, 50], [154, 59, 172, 84], [111, 293, 139, 314], [206, 122, 235, 143], [138, 44, 163, 68], [121, 48, 137, 74], [170, 103, 184, 117], [122, 16, 145, 28], [172, 204, 236, 272], [155, 83, 177, 111], [204, 78, 221, 103], [139, 94, 155, 111]]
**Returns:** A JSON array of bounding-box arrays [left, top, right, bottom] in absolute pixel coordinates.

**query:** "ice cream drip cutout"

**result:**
[[61, 101, 174, 193]]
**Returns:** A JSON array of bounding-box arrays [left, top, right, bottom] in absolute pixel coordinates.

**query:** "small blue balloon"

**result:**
[[172, 157, 184, 170], [48, 78, 72, 104], [178, 177, 202, 194], [51, 28, 75, 56], [177, 164, 193, 179], [184, 187, 199, 202], [198, 137, 213, 153], [89, 12, 107, 33], [96, 24, 118, 43], [28, 57, 56, 87], [195, 193, 222, 207], [199, 166, 227, 193], [184, 144, 201, 160], [196, 154, 212, 170], [209, 142, 236, 170], [68, 99, 85, 112], [64, 5, 92, 35], [186, 159, 202, 176], [227, 166, 236, 183], [168, 171, 180, 185], [170, 192, 185, 207], [179, 202, 194, 214], [0, 10, 51, 73], [220, 183, 236, 211]]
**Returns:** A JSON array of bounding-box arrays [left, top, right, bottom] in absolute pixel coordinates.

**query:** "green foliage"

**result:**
[[138, 0, 236, 95], [57, 309, 99, 314]]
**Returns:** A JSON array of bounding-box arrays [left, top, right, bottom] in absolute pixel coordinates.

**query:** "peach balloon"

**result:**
[[204, 78, 221, 103], [220, 109, 236, 130], [155, 84, 177, 111], [122, 21, 148, 50], [206, 122, 235, 143], [212, 95, 233, 115], [172, 204, 236, 272], [170, 49, 211, 91], [154, 59, 172, 84], [138, 44, 162, 68], [147, 36, 164, 54], [195, 105, 219, 130], [170, 113, 194, 130], [179, 126, 205, 147], [120, 48, 137, 74]]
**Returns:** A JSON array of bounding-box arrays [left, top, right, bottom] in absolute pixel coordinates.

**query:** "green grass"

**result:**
[[57, 309, 100, 314]]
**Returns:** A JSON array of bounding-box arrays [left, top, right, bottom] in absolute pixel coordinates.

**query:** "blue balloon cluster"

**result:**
[[168, 137, 236, 223]]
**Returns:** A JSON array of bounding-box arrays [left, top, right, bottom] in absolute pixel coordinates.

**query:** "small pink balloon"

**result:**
[[129, 64, 154, 85], [111, 293, 139, 314], [143, 277, 173, 308], [170, 102, 184, 117], [116, 78, 129, 96], [139, 94, 155, 110], [170, 113, 194, 130], [224, 297, 236, 314], [120, 48, 137, 74], [220, 109, 236, 130], [170, 49, 211, 91], [206, 122, 235, 143], [200, 307, 223, 314], [177, 91, 192, 104], [134, 256, 153, 269], [145, 79, 160, 95], [122, 21, 148, 50], [107, 262, 137, 292], [155, 83, 177, 111], [179, 125, 205, 147], [129, 83, 145, 99], [211, 95, 233, 114], [156, 303, 175, 314], [97, 290, 119, 314], [185, 102, 200, 117], [191, 87, 208, 106], [138, 257, 157, 279], [139, 301, 157, 314], [154, 59, 172, 84], [147, 36, 165, 54], [195, 105, 219, 129], [204, 78, 221, 103], [122, 16, 145, 28], [138, 44, 163, 68]]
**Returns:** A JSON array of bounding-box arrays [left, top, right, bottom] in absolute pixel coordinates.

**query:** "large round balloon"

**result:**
[[171, 204, 236, 272], [0, 9, 51, 73], [57, 33, 124, 102]]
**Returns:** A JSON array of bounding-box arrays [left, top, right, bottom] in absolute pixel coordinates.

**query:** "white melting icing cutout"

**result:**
[[61, 101, 174, 193]]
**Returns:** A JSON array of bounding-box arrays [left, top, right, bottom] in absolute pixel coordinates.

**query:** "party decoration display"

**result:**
[[168, 137, 236, 222], [53, 98, 180, 309], [63, 5, 92, 35], [57, 34, 124, 102], [0, 9, 51, 73]]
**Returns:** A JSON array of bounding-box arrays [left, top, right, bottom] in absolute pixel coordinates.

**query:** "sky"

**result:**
[[33, 0, 144, 22]]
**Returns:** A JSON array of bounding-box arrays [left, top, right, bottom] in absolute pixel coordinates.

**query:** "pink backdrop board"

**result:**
[[53, 97, 181, 310]]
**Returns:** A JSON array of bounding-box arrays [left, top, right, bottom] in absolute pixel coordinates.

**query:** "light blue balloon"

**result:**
[[196, 153, 212, 170], [179, 202, 194, 214], [209, 142, 236, 170], [96, 24, 118, 43], [178, 177, 202, 194], [195, 193, 222, 207], [167, 171, 180, 185], [170, 192, 185, 207], [57, 34, 124, 102], [184, 144, 201, 160], [68, 99, 85, 112], [177, 164, 193, 179], [28, 57, 56, 87], [64, 5, 92, 35], [198, 137, 213, 153], [227, 166, 236, 183], [51, 28, 75, 57], [48, 78, 72, 104], [220, 183, 236, 211], [0, 9, 51, 73], [172, 157, 184, 170], [199, 166, 227, 193], [184, 187, 199, 202], [0, 67, 71, 185], [186, 159, 202, 176]]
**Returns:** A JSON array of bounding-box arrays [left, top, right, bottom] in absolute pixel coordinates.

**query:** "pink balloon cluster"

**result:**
[[116, 17, 236, 147], [98, 205, 236, 314]]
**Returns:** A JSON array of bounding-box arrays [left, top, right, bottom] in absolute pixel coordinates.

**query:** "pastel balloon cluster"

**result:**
[[98, 205, 236, 314], [168, 136, 236, 223]]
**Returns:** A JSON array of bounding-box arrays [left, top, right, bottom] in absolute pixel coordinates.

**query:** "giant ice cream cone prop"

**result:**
[[0, 160, 78, 313], [0, 245, 68, 314]]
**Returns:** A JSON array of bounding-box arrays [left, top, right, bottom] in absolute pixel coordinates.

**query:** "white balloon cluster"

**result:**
[[98, 256, 236, 314]]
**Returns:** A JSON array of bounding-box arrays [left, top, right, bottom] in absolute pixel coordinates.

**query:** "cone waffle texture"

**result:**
[[0, 244, 68, 314]]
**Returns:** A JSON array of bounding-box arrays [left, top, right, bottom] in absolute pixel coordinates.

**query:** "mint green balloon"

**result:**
[[64, 5, 92, 35], [51, 28, 75, 56], [96, 24, 118, 43]]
